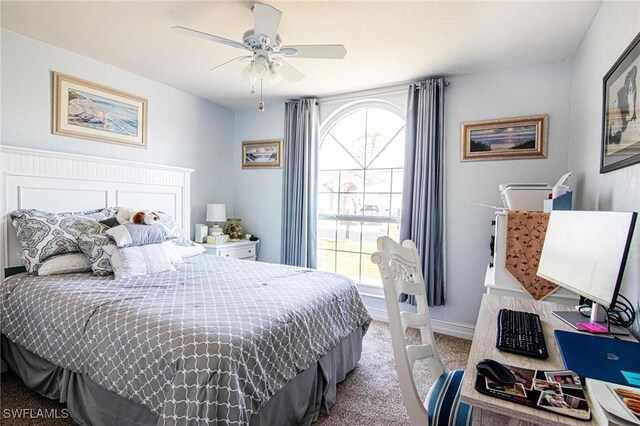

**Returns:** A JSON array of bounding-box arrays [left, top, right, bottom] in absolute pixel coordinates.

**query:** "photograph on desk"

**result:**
[[509, 366, 535, 390], [537, 392, 590, 419], [475, 363, 591, 420], [588, 378, 640, 425], [545, 371, 582, 390], [615, 387, 640, 421], [532, 379, 562, 394], [486, 379, 527, 397]]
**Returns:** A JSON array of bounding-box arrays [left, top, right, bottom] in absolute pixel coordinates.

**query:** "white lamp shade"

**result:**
[[206, 204, 227, 222]]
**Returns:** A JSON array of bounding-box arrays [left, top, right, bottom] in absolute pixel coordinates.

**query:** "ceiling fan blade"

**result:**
[[275, 59, 304, 83], [280, 44, 347, 59], [210, 55, 252, 72], [252, 3, 282, 42], [172, 26, 249, 51]]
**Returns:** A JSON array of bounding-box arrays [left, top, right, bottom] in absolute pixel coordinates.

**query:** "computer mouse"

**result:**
[[475, 359, 516, 385]]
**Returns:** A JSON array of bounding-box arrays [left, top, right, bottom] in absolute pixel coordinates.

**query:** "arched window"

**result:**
[[318, 101, 405, 293]]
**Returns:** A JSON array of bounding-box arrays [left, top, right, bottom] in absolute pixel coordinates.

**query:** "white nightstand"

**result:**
[[199, 240, 258, 261]]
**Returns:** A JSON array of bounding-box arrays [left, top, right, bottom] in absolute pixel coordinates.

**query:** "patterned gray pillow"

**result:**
[[10, 208, 114, 273], [156, 212, 196, 246], [77, 233, 115, 276]]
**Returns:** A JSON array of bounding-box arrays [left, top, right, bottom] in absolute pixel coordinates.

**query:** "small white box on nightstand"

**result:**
[[194, 224, 208, 243]]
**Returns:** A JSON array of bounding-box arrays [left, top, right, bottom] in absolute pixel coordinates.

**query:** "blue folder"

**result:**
[[555, 330, 640, 388]]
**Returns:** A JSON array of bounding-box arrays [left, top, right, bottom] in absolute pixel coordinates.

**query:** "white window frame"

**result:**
[[318, 99, 406, 297]]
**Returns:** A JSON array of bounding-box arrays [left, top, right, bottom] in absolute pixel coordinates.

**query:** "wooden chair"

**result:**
[[371, 236, 473, 426]]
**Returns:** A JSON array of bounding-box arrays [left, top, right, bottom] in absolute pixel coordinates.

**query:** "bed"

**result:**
[[0, 147, 371, 425]]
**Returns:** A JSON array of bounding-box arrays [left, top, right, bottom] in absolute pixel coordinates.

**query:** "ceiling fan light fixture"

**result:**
[[241, 62, 256, 84], [269, 61, 283, 84], [174, 3, 347, 107], [252, 56, 269, 76]]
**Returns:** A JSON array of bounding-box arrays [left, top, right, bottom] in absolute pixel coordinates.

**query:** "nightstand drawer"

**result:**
[[220, 246, 255, 260], [199, 241, 258, 261]]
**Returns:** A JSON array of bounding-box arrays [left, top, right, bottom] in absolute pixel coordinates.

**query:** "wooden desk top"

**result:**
[[460, 294, 635, 426]]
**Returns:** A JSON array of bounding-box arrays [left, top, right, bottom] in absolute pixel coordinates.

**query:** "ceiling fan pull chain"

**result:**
[[258, 78, 265, 112]]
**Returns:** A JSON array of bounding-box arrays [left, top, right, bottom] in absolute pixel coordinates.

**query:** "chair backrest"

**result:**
[[371, 236, 445, 426]]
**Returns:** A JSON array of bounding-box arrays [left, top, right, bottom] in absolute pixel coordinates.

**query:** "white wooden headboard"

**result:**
[[1, 146, 194, 279]]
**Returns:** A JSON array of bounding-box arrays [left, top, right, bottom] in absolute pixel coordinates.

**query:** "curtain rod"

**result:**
[[319, 79, 451, 105]]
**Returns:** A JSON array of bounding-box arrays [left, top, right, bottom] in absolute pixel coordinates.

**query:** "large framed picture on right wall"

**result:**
[[601, 32, 640, 173]]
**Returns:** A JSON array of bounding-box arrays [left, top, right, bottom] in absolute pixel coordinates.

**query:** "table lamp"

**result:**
[[206, 204, 227, 236]]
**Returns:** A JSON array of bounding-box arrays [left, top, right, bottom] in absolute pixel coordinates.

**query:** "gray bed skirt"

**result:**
[[1, 325, 365, 426]]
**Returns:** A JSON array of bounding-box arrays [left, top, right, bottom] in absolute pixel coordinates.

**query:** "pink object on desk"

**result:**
[[576, 322, 609, 333]]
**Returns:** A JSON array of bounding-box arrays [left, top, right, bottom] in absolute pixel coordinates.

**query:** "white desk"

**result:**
[[460, 294, 636, 426]]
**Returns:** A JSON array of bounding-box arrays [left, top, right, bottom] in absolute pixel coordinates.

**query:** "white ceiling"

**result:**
[[1, 1, 601, 111]]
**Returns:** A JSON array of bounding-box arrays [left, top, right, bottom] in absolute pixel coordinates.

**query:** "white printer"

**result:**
[[498, 183, 551, 211], [499, 173, 571, 211]]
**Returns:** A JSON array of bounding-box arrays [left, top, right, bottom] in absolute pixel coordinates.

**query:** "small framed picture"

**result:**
[[601, 32, 640, 173], [461, 115, 548, 161], [53, 72, 147, 148], [242, 139, 282, 169]]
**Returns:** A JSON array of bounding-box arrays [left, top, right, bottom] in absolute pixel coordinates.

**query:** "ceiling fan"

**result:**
[[173, 3, 347, 111]]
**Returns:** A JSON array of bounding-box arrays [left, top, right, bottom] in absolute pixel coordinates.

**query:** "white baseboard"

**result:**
[[366, 306, 475, 340], [367, 306, 390, 322], [430, 318, 475, 340]]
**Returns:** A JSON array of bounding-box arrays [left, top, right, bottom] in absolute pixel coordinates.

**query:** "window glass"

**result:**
[[368, 129, 406, 169], [318, 103, 405, 289]]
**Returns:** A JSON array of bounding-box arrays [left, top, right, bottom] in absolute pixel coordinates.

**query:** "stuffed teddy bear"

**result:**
[[116, 208, 159, 225], [130, 210, 160, 225]]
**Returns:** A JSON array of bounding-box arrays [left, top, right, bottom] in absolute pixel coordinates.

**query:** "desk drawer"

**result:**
[[220, 246, 255, 260]]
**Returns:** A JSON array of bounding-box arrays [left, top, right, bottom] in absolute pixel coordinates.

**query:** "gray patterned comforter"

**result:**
[[0, 254, 371, 425]]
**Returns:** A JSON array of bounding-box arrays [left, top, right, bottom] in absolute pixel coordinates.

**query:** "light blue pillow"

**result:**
[[106, 223, 180, 248]]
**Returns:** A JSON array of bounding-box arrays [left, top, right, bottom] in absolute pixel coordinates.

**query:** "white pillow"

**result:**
[[169, 242, 206, 258], [37, 253, 91, 276], [103, 244, 176, 280], [161, 241, 185, 265]]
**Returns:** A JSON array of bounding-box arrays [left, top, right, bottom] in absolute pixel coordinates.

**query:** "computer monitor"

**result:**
[[537, 210, 637, 329]]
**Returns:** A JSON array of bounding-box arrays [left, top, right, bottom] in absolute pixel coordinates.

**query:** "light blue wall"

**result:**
[[233, 63, 573, 330], [1, 29, 236, 235], [568, 1, 640, 338], [438, 61, 573, 327], [232, 105, 285, 263]]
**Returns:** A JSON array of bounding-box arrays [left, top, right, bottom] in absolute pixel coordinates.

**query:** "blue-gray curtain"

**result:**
[[280, 99, 319, 268], [400, 79, 446, 306]]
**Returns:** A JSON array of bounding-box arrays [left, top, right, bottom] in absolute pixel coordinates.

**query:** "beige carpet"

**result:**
[[0, 321, 471, 425]]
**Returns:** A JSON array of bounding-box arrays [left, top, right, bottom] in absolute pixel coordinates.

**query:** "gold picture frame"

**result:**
[[53, 72, 147, 148], [242, 139, 282, 169], [461, 114, 548, 161]]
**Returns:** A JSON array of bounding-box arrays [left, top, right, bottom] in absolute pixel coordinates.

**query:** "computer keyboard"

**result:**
[[496, 309, 549, 359]]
